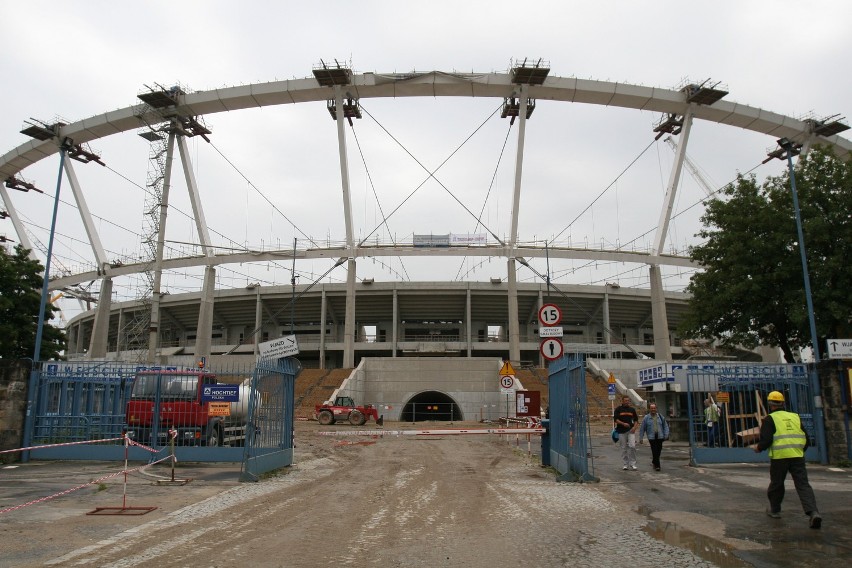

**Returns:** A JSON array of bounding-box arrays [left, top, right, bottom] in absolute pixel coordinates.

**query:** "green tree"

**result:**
[[680, 146, 852, 363], [0, 244, 66, 360]]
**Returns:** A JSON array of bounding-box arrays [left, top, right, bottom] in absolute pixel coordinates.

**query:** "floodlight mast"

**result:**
[[766, 137, 827, 465]]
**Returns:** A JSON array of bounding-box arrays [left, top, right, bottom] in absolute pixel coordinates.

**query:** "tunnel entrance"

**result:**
[[400, 391, 464, 422]]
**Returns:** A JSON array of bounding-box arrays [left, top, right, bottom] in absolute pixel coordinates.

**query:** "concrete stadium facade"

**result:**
[[64, 280, 690, 368]]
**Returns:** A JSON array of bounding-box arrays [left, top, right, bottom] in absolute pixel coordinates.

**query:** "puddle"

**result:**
[[643, 520, 752, 567]]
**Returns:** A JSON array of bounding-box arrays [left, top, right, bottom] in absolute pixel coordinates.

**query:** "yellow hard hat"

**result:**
[[767, 391, 785, 402]]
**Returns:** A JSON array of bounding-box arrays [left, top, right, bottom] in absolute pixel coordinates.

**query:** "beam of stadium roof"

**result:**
[[46, 243, 694, 290], [3, 71, 851, 179]]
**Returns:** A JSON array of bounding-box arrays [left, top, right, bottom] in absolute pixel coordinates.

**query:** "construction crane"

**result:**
[[663, 136, 716, 198]]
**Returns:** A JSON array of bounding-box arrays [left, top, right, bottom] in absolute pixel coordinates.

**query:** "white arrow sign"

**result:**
[[827, 338, 852, 359], [258, 335, 300, 359]]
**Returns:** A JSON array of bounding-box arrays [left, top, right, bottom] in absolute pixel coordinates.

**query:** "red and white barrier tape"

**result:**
[[0, 454, 174, 516], [0, 436, 126, 455], [318, 427, 544, 437], [125, 437, 163, 454]]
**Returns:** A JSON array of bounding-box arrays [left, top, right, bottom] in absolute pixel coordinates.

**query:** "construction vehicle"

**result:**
[[315, 396, 383, 426], [126, 370, 256, 447]]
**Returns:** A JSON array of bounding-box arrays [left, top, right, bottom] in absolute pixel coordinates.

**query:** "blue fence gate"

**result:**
[[548, 354, 597, 482], [682, 364, 821, 466], [240, 356, 298, 481]]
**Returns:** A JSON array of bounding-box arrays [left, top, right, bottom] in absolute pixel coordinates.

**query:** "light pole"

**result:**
[[769, 137, 827, 463], [22, 139, 72, 461]]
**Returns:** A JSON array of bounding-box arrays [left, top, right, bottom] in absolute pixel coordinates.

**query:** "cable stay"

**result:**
[[224, 256, 348, 355], [349, 123, 410, 281], [357, 101, 507, 246], [453, 122, 514, 282], [552, 139, 656, 243]]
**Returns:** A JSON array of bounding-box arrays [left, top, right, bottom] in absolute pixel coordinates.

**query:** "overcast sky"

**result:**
[[2, 1, 850, 319]]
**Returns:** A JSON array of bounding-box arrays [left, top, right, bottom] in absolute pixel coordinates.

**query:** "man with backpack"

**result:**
[[613, 395, 639, 470]]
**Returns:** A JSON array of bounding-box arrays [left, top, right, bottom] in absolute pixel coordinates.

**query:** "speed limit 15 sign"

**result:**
[[538, 303, 562, 327]]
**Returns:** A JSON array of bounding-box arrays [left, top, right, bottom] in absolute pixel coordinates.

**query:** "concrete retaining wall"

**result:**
[[0, 361, 29, 463], [337, 357, 516, 421]]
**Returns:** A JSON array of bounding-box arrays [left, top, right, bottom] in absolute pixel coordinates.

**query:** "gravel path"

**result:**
[[2, 422, 718, 567]]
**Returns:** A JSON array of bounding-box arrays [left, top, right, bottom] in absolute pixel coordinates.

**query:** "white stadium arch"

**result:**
[[1, 64, 849, 366]]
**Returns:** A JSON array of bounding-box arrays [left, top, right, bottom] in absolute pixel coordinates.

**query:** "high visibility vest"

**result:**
[[768, 410, 806, 459]]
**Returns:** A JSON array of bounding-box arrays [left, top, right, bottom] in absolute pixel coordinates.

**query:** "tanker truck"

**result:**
[[125, 370, 256, 447]]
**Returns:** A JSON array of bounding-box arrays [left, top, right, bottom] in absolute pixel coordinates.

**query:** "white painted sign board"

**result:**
[[827, 338, 852, 359], [258, 335, 300, 358], [539, 326, 563, 338]]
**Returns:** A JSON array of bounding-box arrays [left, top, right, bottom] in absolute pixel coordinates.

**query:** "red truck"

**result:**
[[125, 370, 253, 447]]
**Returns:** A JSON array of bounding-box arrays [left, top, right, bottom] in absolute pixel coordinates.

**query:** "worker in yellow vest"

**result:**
[[753, 390, 821, 529]]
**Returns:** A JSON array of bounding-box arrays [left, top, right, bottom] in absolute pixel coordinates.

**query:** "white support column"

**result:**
[[320, 288, 327, 369], [392, 287, 399, 358], [334, 86, 355, 253], [537, 290, 544, 367], [332, 85, 357, 368], [507, 86, 529, 365], [195, 266, 216, 363], [649, 265, 672, 360], [253, 287, 262, 356], [148, 131, 176, 362], [602, 287, 612, 347], [87, 276, 112, 358], [176, 137, 214, 255], [465, 287, 472, 358], [509, 86, 529, 248], [63, 159, 109, 273], [0, 184, 38, 261], [344, 260, 356, 368], [653, 108, 694, 256], [116, 307, 124, 357], [649, 109, 693, 363], [508, 259, 520, 363], [177, 135, 216, 363]]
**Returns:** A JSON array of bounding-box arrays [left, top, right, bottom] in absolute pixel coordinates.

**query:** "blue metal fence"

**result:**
[[27, 360, 259, 462], [548, 354, 597, 482], [684, 364, 819, 465]]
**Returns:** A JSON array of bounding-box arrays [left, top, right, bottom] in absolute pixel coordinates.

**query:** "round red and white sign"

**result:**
[[540, 338, 564, 361], [538, 303, 562, 327], [500, 375, 515, 389]]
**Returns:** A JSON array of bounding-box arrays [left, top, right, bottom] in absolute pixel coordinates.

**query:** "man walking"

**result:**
[[639, 403, 669, 471], [753, 391, 822, 529], [613, 395, 638, 470]]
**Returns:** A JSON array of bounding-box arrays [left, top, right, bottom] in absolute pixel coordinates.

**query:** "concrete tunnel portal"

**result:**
[[400, 391, 464, 422]]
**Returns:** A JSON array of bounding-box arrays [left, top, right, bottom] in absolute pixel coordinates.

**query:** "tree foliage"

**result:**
[[0, 245, 66, 360], [680, 146, 852, 362]]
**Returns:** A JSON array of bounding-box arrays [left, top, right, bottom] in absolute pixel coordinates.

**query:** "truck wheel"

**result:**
[[318, 410, 334, 425], [349, 409, 366, 426], [206, 426, 223, 447]]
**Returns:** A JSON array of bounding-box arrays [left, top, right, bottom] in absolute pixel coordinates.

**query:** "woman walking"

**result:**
[[639, 403, 670, 471]]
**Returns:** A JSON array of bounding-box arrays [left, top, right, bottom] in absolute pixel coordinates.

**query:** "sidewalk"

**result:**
[[589, 432, 852, 567]]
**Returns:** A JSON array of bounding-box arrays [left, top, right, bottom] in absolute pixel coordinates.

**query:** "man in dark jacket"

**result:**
[[753, 390, 821, 528], [613, 395, 638, 470]]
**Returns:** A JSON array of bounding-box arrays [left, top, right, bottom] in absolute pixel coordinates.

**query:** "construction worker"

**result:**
[[753, 390, 822, 528]]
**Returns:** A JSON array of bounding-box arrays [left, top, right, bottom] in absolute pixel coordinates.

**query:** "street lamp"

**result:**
[[772, 138, 820, 363], [767, 137, 827, 464]]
